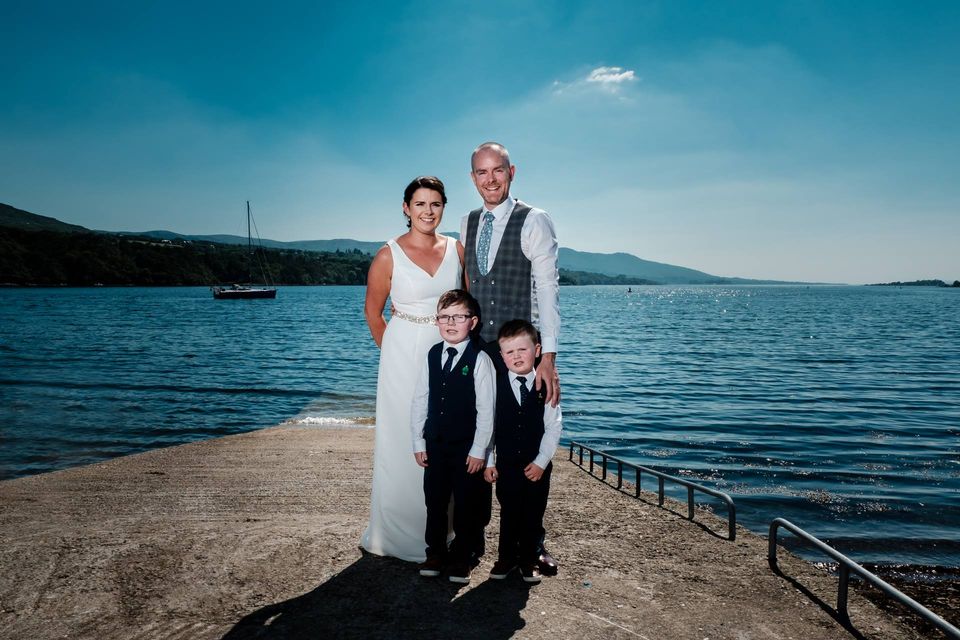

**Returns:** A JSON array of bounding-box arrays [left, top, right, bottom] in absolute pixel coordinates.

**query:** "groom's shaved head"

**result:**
[[471, 142, 511, 170]]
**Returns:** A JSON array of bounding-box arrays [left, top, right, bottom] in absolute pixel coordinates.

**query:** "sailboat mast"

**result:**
[[246, 201, 252, 282]]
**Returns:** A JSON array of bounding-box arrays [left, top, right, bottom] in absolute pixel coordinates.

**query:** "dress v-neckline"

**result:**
[[394, 236, 449, 279]]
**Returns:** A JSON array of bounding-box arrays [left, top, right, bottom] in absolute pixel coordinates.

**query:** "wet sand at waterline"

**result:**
[[0, 426, 938, 639]]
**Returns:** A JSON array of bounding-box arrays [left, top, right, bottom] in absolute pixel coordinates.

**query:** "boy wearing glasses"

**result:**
[[410, 289, 496, 583], [483, 319, 562, 584]]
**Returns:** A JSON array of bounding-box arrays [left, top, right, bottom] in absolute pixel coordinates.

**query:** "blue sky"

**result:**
[[2, 1, 957, 283]]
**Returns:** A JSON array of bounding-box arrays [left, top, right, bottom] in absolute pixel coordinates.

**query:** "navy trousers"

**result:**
[[494, 460, 552, 564], [423, 445, 490, 562]]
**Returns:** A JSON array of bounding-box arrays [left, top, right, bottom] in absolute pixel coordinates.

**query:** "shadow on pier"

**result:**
[[222, 551, 530, 640]]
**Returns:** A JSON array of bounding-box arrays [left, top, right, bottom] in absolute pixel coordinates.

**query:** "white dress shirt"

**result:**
[[410, 339, 497, 461], [494, 367, 563, 470], [460, 196, 560, 353]]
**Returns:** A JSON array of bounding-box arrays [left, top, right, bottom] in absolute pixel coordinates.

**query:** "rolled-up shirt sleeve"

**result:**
[[522, 209, 560, 353]]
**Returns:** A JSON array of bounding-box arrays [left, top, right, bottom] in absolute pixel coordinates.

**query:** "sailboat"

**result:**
[[211, 201, 278, 299]]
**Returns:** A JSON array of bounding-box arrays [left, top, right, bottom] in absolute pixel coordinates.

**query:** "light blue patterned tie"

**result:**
[[476, 212, 495, 276]]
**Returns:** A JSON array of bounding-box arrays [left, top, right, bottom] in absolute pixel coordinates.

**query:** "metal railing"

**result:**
[[569, 441, 737, 541], [768, 518, 960, 639]]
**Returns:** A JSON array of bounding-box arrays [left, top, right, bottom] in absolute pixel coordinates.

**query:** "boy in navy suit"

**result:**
[[410, 289, 496, 583], [484, 319, 562, 583]]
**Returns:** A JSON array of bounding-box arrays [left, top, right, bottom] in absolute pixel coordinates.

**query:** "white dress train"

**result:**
[[360, 235, 461, 562]]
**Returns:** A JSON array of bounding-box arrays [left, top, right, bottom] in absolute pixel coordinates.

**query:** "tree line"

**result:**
[[0, 227, 372, 286], [870, 279, 960, 288], [0, 225, 653, 288], [558, 269, 657, 286]]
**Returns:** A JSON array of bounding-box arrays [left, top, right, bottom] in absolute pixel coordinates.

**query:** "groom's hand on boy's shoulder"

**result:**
[[535, 353, 560, 407], [465, 455, 485, 474], [414, 451, 428, 468], [524, 462, 545, 482]]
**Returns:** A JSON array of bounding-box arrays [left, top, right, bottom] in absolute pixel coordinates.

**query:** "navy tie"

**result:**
[[442, 347, 458, 374], [516, 375, 530, 406]]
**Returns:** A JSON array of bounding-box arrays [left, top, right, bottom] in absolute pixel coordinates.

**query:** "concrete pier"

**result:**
[[0, 426, 924, 639]]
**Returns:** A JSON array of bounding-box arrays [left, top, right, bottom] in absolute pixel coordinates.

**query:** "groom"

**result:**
[[460, 141, 561, 574]]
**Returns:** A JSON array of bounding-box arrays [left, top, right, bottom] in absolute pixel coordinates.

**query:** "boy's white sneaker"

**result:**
[[489, 559, 518, 580], [448, 563, 471, 583]]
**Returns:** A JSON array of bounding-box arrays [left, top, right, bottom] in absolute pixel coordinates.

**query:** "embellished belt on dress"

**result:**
[[392, 309, 436, 325]]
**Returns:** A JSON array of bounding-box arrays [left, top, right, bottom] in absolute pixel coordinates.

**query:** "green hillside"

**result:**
[[1, 201, 819, 286], [0, 203, 90, 233], [0, 226, 371, 287]]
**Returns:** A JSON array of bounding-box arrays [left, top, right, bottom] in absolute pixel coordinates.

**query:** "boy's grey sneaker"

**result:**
[[520, 564, 542, 584], [448, 563, 471, 584], [419, 555, 443, 577], [489, 559, 518, 580]]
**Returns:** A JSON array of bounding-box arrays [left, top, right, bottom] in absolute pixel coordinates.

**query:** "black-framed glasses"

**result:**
[[436, 314, 474, 325]]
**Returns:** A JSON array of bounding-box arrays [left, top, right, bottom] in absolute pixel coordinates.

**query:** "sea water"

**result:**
[[1, 285, 957, 570]]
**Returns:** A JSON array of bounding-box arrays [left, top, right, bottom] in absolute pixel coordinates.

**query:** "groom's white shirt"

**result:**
[[410, 339, 496, 461], [460, 195, 560, 353]]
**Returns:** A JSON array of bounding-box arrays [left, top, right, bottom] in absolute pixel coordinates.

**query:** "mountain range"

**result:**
[[1, 202, 796, 285]]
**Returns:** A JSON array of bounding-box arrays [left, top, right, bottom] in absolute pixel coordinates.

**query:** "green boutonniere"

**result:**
[[461, 364, 470, 376]]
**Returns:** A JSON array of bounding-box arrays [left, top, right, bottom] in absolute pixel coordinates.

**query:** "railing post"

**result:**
[[568, 443, 573, 461], [616, 460, 623, 489], [658, 477, 665, 506], [635, 468, 640, 497], [728, 502, 737, 541], [589, 449, 594, 473], [578, 445, 583, 466], [601, 455, 607, 480], [768, 520, 780, 568], [838, 565, 850, 620], [687, 486, 695, 519]]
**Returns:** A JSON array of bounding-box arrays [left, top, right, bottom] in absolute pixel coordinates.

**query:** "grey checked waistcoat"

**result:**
[[464, 201, 533, 343]]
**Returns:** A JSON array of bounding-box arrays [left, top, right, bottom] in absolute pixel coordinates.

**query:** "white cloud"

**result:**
[[553, 65, 639, 97], [586, 66, 637, 86]]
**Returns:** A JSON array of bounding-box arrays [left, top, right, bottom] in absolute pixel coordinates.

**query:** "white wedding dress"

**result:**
[[361, 235, 461, 562]]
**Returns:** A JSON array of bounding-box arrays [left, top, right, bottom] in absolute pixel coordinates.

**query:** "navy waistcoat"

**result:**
[[424, 340, 480, 450], [494, 372, 545, 465]]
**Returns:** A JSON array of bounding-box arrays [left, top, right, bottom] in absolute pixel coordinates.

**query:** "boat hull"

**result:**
[[212, 287, 277, 300]]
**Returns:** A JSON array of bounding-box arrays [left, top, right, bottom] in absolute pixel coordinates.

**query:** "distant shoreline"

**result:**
[[868, 279, 960, 287]]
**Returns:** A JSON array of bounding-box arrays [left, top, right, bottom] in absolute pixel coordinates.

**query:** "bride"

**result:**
[[361, 176, 464, 562]]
